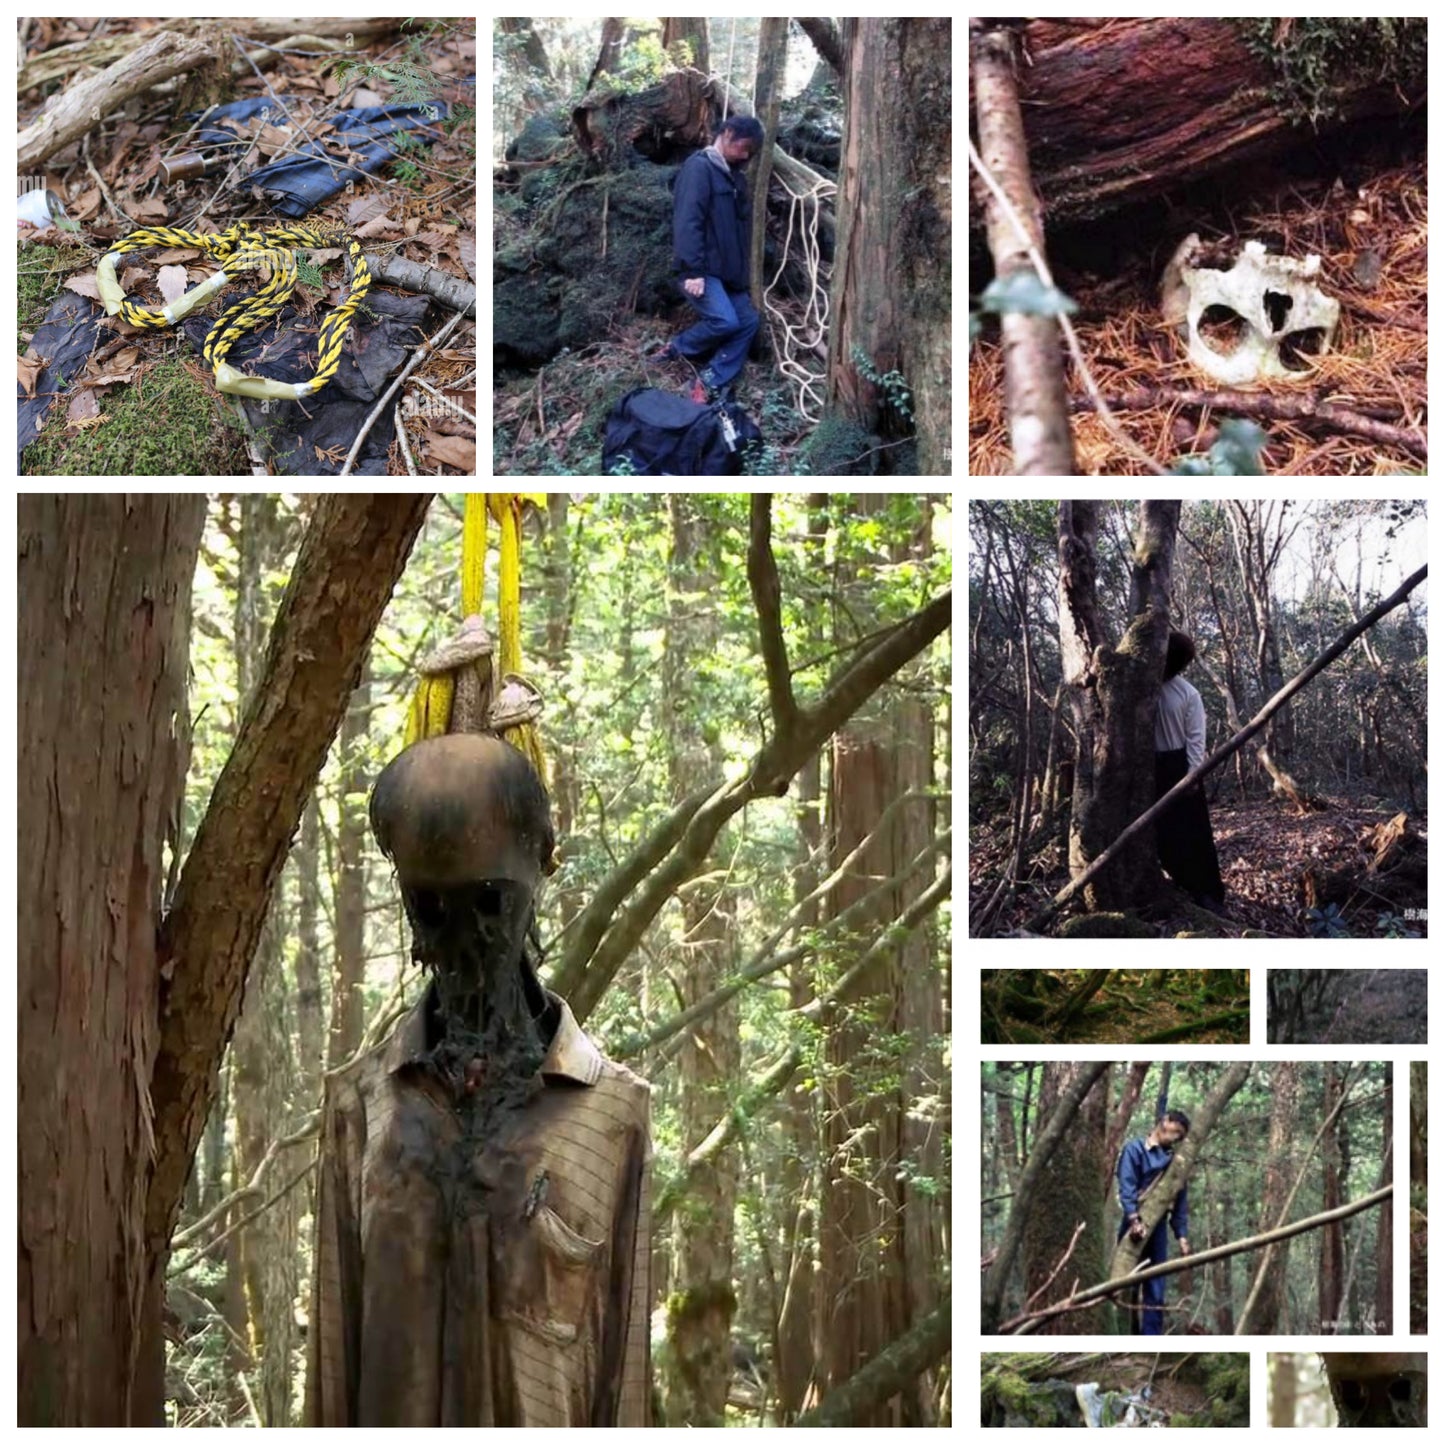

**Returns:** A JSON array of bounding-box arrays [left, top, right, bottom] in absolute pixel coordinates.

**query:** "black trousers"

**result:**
[[1154, 748, 1225, 901]]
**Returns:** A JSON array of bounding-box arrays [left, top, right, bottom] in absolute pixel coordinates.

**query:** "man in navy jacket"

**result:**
[[657, 115, 764, 403], [1116, 1110, 1193, 1334]]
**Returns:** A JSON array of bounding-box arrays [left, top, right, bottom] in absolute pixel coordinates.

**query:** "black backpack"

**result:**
[[602, 387, 762, 476]]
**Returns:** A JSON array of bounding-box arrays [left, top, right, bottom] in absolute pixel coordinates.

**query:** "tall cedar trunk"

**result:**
[[227, 495, 299, 1424], [967, 19, 1424, 230], [135, 495, 432, 1422], [1058, 501, 1179, 910], [18, 495, 206, 1426], [1210, 1189, 1234, 1333], [542, 493, 583, 934], [748, 17, 786, 314], [660, 497, 740, 1425], [828, 19, 952, 474], [1410, 1062, 1426, 1192], [1227, 502, 1312, 810], [1271, 1355, 1299, 1427], [819, 496, 940, 1422], [1375, 1070, 1393, 1333], [1250, 1060, 1300, 1332], [775, 496, 829, 1421], [661, 17, 709, 71], [293, 800, 325, 1104], [326, 670, 371, 1071], [1021, 1063, 1107, 1332], [1319, 1064, 1345, 1326], [497, 17, 551, 79]]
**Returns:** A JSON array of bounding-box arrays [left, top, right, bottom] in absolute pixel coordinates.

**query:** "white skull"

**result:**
[[1174, 240, 1340, 385]]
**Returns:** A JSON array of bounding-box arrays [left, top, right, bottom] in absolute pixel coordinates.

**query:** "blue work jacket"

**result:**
[[1117, 1136, 1190, 1238]]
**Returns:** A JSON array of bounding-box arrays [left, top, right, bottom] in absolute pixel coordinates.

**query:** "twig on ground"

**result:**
[[81, 130, 133, 224], [394, 402, 418, 475], [411, 375, 478, 427], [339, 308, 467, 476]]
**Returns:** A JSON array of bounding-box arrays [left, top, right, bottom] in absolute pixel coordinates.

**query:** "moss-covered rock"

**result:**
[[1059, 912, 1155, 939], [494, 273, 560, 365]]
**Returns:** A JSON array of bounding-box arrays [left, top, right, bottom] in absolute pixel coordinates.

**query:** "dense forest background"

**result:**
[[981, 1062, 1393, 1337], [968, 499, 1428, 938], [493, 18, 952, 475], [1268, 968, 1427, 1045], [18, 492, 952, 1426]]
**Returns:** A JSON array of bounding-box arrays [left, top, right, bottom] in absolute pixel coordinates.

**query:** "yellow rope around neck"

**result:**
[[405, 494, 547, 775]]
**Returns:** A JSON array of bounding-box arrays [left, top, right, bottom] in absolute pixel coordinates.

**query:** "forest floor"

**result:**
[[981, 1351, 1243, 1428], [971, 796, 1428, 939], [984, 972, 1249, 1044]]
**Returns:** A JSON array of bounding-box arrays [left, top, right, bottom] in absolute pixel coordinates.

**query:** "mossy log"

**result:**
[[968, 18, 1426, 229]]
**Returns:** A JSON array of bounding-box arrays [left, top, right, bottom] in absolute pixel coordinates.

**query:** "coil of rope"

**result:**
[[94, 222, 371, 401]]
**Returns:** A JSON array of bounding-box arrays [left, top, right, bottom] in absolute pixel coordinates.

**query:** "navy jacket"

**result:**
[[1117, 1136, 1190, 1239], [672, 149, 752, 291]]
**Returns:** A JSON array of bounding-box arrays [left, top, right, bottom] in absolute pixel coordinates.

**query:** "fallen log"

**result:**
[[968, 18, 1426, 230], [367, 255, 476, 317], [19, 27, 231, 170]]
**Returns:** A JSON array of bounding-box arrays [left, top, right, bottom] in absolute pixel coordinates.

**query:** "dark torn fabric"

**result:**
[[1154, 747, 1226, 901], [17, 292, 107, 466], [187, 97, 452, 218], [182, 291, 432, 475], [304, 983, 652, 1426]]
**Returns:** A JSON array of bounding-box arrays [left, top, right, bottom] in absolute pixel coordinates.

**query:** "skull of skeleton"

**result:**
[[1321, 1352, 1428, 1428], [1172, 239, 1341, 385]]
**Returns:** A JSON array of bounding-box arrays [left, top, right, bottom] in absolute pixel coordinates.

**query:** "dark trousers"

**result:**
[[1117, 1215, 1171, 1334], [1154, 748, 1225, 902], [674, 278, 760, 388]]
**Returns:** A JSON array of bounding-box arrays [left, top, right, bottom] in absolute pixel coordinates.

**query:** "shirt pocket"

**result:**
[[494, 1201, 605, 1346]]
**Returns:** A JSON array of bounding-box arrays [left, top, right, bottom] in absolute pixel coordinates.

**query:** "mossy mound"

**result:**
[[1059, 912, 1155, 939]]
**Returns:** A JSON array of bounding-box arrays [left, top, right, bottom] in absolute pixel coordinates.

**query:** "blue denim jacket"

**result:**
[[1117, 1136, 1190, 1238]]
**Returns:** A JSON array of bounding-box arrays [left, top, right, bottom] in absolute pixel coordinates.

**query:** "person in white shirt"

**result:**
[[1154, 631, 1226, 913]]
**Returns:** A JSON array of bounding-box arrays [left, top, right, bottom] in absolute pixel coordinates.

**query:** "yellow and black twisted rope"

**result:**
[[94, 223, 370, 400]]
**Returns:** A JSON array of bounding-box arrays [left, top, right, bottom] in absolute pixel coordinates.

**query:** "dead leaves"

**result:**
[[423, 435, 475, 472]]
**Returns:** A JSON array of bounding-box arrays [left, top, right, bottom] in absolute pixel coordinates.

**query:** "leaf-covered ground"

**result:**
[[970, 797, 1428, 939]]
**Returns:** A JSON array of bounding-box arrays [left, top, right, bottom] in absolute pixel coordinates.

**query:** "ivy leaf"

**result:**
[[1207, 418, 1268, 476], [979, 270, 1078, 318]]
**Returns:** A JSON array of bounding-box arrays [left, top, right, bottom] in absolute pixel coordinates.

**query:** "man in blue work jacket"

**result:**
[[652, 115, 764, 404], [1116, 1109, 1193, 1334]]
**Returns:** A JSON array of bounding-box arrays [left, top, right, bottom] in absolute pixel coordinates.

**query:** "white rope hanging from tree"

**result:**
[[761, 167, 836, 423]]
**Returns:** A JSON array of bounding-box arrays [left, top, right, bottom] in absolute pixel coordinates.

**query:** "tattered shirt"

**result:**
[[304, 986, 652, 1426]]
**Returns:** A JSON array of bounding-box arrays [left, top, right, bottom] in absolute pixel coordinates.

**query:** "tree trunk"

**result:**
[[325, 668, 371, 1072], [1319, 1064, 1345, 1327], [292, 800, 325, 1105], [661, 17, 709, 71], [136, 495, 432, 1422], [796, 18, 844, 75], [982, 1062, 1110, 1332], [1271, 1355, 1299, 1427], [1375, 1070, 1394, 1333], [588, 17, 627, 89], [818, 497, 942, 1423], [497, 16, 552, 79], [827, 19, 952, 474], [749, 17, 787, 315], [18, 495, 206, 1426], [967, 19, 1425, 231], [227, 495, 300, 1425], [1058, 501, 1179, 910], [775, 497, 829, 1422], [660, 497, 740, 1426], [1021, 1064, 1107, 1332], [1249, 1061, 1300, 1332]]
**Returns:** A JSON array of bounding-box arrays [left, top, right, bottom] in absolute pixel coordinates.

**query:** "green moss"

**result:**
[[1234, 18, 1427, 126], [796, 415, 874, 475], [1059, 912, 1155, 939], [23, 357, 250, 477], [664, 1279, 736, 1328], [18, 244, 70, 350]]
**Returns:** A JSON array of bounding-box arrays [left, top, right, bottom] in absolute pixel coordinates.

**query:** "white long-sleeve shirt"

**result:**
[[1155, 675, 1206, 770]]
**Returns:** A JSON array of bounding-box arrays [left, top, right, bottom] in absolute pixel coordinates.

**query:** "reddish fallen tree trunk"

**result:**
[[968, 18, 1425, 228]]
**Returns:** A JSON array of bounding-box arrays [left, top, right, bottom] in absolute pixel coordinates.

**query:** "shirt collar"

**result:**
[[385, 982, 604, 1086]]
